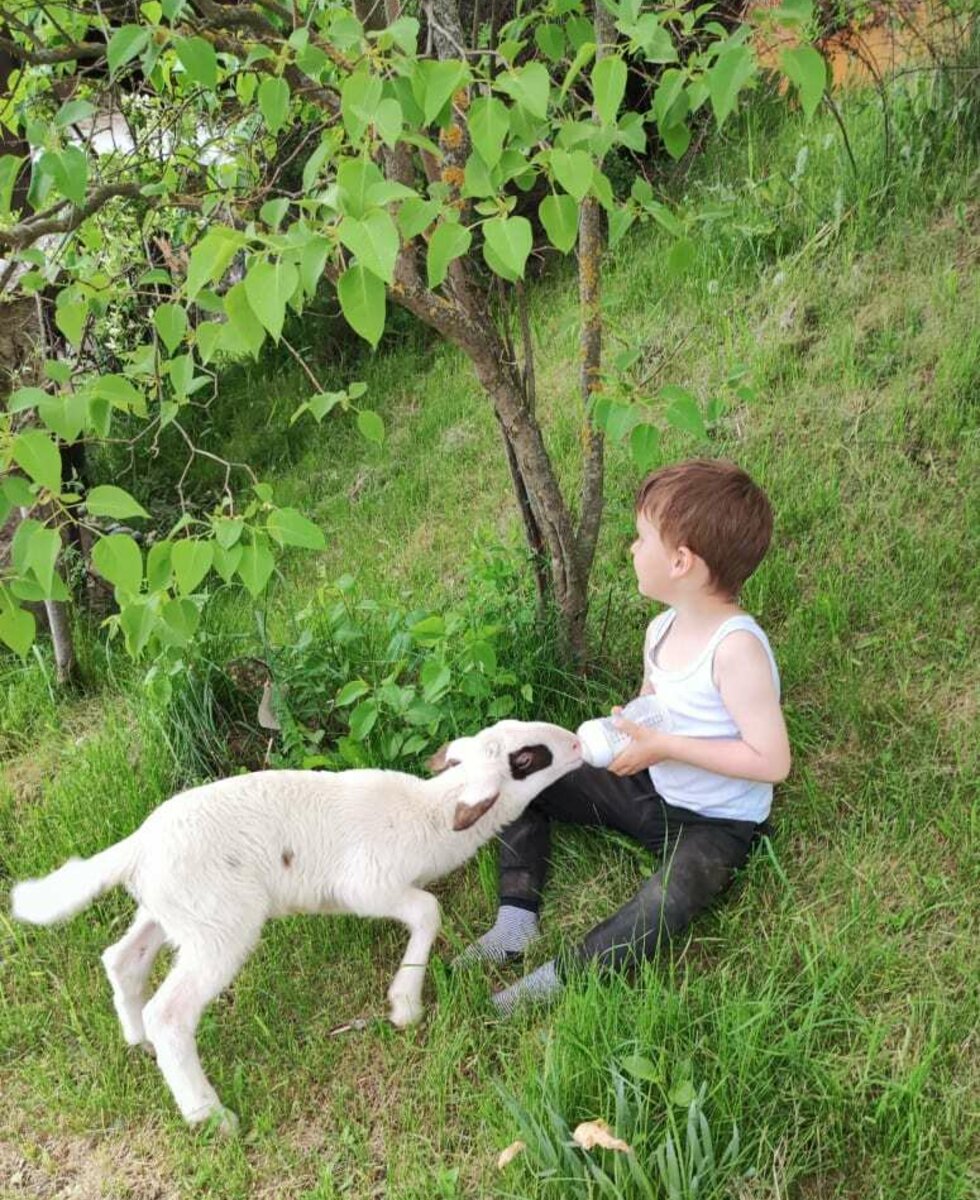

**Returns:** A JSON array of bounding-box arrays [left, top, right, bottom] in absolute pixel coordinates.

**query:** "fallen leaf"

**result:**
[[497, 1140, 526, 1169], [572, 1120, 632, 1154], [257, 680, 281, 730]]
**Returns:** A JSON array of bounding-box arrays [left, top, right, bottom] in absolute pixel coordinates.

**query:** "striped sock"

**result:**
[[491, 960, 562, 1016], [451, 905, 539, 967]]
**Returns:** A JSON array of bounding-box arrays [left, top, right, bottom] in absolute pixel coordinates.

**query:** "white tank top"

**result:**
[[643, 608, 780, 823]]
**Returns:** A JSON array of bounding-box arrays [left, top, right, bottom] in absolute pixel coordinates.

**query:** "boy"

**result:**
[[455, 458, 791, 1014]]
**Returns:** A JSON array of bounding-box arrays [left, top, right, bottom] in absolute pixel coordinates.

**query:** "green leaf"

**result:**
[[535, 23, 565, 62], [667, 237, 696, 275], [186, 227, 241, 299], [146, 541, 172, 591], [0, 155, 24, 216], [196, 321, 223, 365], [482, 216, 533, 282], [212, 542, 242, 583], [664, 390, 706, 438], [267, 507, 325, 549], [349, 699, 379, 741], [92, 533, 143, 596], [51, 146, 88, 205], [375, 98, 403, 148], [0, 594, 36, 658], [620, 1054, 661, 1083], [12, 430, 61, 495], [342, 70, 384, 140], [244, 259, 298, 342], [175, 35, 218, 89], [171, 539, 214, 594], [54, 99, 97, 128], [119, 600, 157, 657], [662, 122, 692, 160], [11, 520, 60, 596], [560, 40, 597, 101], [336, 679, 370, 706], [629, 423, 660, 471], [154, 302, 188, 354], [426, 220, 472, 288], [707, 44, 755, 128], [551, 149, 593, 201], [237, 533, 275, 597], [37, 391, 89, 443], [108, 25, 150, 75], [54, 299, 87, 347], [336, 159, 384, 220], [497, 62, 550, 119], [539, 194, 578, 254], [592, 56, 627, 126], [608, 206, 635, 248], [214, 518, 244, 549], [160, 597, 200, 647], [398, 197, 440, 241], [258, 76, 290, 135], [338, 211, 400, 285], [468, 96, 510, 168], [415, 59, 469, 125], [91, 374, 145, 415], [338, 264, 386, 348], [356, 410, 385, 444], [86, 485, 150, 520], [223, 281, 267, 359], [780, 45, 826, 120]]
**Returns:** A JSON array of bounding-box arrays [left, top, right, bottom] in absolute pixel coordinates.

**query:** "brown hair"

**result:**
[[635, 459, 773, 598]]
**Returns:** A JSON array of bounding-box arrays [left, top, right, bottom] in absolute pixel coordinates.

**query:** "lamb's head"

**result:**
[[429, 719, 582, 833]]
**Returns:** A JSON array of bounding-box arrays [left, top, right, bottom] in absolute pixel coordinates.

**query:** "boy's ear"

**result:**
[[671, 545, 692, 574]]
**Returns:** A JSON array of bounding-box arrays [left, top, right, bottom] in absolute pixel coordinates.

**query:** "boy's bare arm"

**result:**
[[610, 633, 791, 783]]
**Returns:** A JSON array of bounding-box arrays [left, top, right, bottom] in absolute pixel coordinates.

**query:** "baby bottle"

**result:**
[[576, 694, 670, 769]]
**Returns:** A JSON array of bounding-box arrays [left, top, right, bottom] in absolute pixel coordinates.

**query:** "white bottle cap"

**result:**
[[576, 718, 615, 768]]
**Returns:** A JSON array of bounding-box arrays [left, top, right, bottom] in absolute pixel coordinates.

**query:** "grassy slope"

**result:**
[[1, 83, 979, 1199]]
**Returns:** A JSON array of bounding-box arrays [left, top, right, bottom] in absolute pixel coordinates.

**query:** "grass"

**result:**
[[2, 66, 980, 1199]]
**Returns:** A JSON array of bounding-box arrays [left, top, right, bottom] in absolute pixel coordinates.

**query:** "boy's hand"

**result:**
[[607, 710, 668, 776]]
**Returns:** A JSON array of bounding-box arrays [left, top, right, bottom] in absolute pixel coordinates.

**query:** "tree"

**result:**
[[0, 0, 826, 669]]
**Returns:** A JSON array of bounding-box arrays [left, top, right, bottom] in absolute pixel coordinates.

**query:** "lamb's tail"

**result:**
[[10, 835, 138, 926]]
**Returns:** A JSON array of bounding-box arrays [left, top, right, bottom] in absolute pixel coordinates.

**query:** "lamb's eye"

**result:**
[[515, 750, 533, 770]]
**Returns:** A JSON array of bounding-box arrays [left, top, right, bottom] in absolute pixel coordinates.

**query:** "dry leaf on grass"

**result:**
[[572, 1120, 632, 1154], [497, 1140, 527, 1169]]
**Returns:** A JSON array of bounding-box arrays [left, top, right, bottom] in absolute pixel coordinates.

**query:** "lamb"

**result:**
[[11, 718, 582, 1132]]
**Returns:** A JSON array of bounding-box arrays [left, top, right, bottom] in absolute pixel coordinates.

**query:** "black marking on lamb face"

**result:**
[[508, 744, 554, 780], [281, 849, 294, 868]]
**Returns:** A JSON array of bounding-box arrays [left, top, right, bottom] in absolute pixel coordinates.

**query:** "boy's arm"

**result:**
[[609, 632, 791, 783]]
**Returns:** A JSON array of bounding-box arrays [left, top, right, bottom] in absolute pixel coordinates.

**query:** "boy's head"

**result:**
[[634, 459, 772, 600]]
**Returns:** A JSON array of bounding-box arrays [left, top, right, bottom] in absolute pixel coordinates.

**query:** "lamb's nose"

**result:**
[[571, 738, 582, 756]]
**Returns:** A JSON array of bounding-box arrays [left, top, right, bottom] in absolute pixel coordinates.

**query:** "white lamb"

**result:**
[[11, 719, 581, 1132]]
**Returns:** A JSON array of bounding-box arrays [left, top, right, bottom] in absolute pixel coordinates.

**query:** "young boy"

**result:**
[[455, 458, 791, 1014]]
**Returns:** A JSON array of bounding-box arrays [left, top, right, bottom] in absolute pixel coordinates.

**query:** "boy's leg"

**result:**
[[453, 766, 660, 966], [560, 817, 756, 974], [491, 810, 758, 1014]]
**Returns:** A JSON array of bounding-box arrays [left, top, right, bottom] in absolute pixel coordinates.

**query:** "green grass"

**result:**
[[2, 71, 979, 1199]]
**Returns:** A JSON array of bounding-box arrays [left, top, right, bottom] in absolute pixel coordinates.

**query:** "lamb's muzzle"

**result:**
[[10, 718, 582, 1131]]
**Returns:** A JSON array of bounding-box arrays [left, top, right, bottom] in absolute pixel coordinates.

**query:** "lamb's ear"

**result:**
[[429, 735, 475, 774], [427, 745, 454, 774], [452, 790, 500, 831]]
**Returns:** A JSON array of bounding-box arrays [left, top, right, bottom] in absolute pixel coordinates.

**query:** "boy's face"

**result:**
[[631, 511, 678, 601]]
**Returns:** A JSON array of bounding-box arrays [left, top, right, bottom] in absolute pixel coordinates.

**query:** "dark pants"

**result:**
[[498, 764, 765, 977]]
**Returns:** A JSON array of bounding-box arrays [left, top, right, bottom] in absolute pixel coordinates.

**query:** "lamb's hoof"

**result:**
[[190, 1104, 239, 1138], [388, 996, 423, 1028], [139, 1040, 156, 1058]]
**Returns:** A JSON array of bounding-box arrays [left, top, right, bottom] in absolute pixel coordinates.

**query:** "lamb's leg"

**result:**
[[142, 933, 257, 1133], [101, 908, 166, 1047], [376, 888, 441, 1028]]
